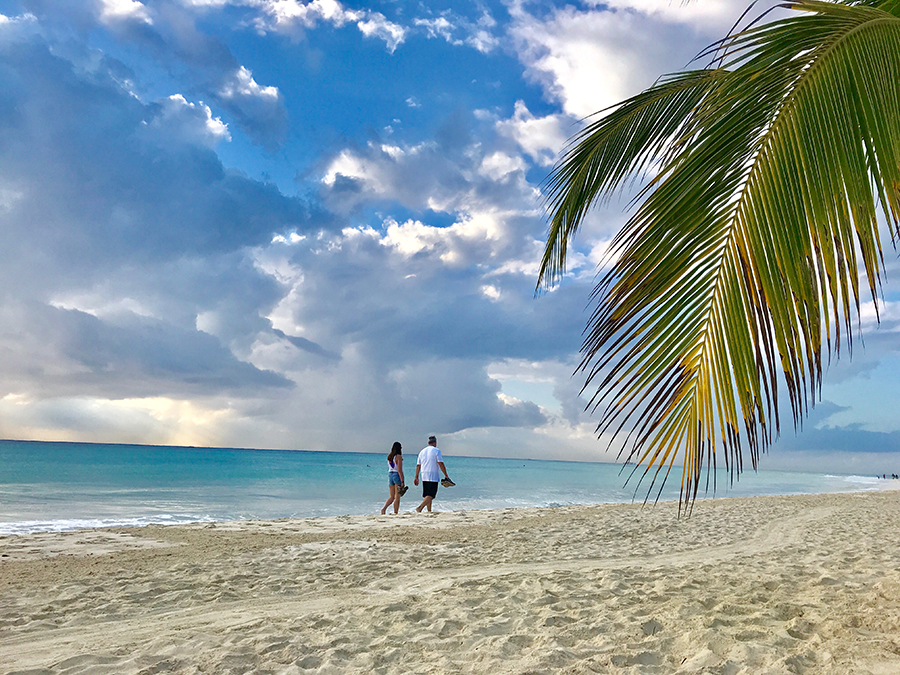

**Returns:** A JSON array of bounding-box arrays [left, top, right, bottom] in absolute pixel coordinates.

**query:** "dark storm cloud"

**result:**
[[0, 37, 308, 288], [0, 302, 291, 398], [276, 222, 589, 367], [0, 32, 311, 401], [385, 358, 548, 433], [247, 221, 590, 445], [256, 98, 602, 444]]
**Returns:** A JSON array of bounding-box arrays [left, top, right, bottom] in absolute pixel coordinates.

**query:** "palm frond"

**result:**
[[538, 69, 728, 288], [543, 0, 900, 510]]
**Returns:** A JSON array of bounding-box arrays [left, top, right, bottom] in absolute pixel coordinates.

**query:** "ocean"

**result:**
[[0, 439, 886, 536]]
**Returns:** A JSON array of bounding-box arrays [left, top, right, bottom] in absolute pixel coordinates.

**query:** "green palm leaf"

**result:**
[[541, 0, 900, 511]]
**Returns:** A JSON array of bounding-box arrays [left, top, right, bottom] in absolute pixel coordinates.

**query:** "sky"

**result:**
[[0, 0, 898, 474]]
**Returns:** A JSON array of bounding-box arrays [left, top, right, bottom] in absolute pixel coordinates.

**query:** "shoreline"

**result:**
[[2, 476, 899, 538], [2, 490, 900, 674]]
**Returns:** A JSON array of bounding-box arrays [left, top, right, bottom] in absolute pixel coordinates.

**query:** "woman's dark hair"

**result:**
[[387, 442, 402, 462]]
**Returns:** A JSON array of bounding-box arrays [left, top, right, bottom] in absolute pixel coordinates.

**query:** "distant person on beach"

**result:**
[[381, 442, 406, 515], [413, 435, 451, 513]]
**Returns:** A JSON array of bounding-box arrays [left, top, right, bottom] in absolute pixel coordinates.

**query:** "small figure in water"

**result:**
[[381, 442, 406, 514]]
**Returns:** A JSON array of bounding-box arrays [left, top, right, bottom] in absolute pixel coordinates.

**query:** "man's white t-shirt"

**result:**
[[417, 445, 443, 482]]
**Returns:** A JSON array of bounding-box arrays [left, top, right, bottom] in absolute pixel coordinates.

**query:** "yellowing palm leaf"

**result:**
[[540, 0, 900, 510]]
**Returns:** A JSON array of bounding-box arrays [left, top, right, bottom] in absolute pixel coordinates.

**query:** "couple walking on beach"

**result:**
[[381, 435, 453, 514]]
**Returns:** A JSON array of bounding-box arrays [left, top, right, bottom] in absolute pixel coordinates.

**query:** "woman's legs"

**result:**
[[392, 486, 402, 513], [381, 484, 397, 514]]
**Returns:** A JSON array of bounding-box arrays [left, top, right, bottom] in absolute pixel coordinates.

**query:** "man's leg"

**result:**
[[417, 481, 438, 512]]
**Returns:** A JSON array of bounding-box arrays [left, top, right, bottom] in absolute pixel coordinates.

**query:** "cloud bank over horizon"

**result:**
[[0, 0, 898, 472]]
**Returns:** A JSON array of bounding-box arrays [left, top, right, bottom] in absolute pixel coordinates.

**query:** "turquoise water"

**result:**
[[0, 439, 885, 535]]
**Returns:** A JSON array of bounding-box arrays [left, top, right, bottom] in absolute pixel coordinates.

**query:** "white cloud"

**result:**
[[319, 134, 543, 219], [254, 0, 406, 51], [0, 12, 38, 39], [482, 284, 501, 301], [98, 0, 152, 25], [322, 145, 398, 193], [380, 213, 504, 265], [177, 0, 234, 6], [509, 0, 750, 118], [257, 0, 358, 28], [496, 101, 570, 167], [858, 299, 900, 331], [511, 7, 653, 118], [270, 232, 306, 246], [218, 66, 280, 102], [49, 294, 157, 320], [314, 123, 552, 279], [415, 16, 454, 42], [379, 144, 404, 159], [357, 12, 406, 52], [479, 151, 526, 180], [413, 10, 499, 53], [381, 218, 441, 257], [214, 66, 286, 147], [593, 0, 743, 26], [143, 95, 231, 148], [466, 28, 499, 54]]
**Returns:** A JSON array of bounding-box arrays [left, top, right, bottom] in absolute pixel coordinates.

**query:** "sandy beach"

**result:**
[[2, 490, 899, 674]]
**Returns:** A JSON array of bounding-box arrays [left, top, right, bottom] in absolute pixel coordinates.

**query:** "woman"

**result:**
[[381, 441, 406, 514]]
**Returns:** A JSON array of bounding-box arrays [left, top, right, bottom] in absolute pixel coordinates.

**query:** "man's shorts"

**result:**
[[422, 481, 438, 498]]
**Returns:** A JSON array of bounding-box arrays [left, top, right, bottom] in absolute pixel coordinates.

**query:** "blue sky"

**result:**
[[0, 0, 898, 473]]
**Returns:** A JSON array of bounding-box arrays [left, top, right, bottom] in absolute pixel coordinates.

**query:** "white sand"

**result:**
[[2, 490, 900, 674]]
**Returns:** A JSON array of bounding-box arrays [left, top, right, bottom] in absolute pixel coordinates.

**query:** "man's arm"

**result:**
[[414, 463, 421, 485], [437, 461, 449, 479]]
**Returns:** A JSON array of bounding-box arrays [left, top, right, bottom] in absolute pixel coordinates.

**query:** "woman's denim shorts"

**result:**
[[388, 472, 402, 486]]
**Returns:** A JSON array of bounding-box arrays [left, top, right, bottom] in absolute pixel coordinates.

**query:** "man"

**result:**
[[413, 435, 451, 513]]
